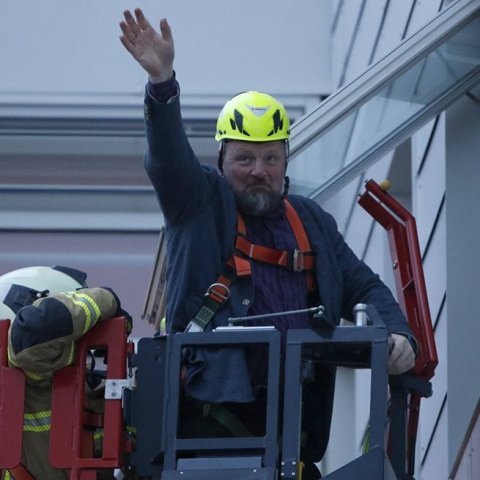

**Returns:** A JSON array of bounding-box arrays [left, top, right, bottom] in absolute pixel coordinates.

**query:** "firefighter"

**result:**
[[0, 266, 132, 480]]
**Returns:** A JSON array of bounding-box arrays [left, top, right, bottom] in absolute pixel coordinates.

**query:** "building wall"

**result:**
[[0, 0, 331, 99], [0, 0, 331, 339], [412, 115, 448, 479], [445, 87, 480, 472], [320, 1, 465, 478], [324, 1, 480, 478], [1, 0, 478, 477]]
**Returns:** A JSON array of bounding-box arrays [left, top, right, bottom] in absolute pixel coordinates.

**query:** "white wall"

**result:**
[[412, 115, 448, 479], [322, 1, 456, 478], [0, 0, 332, 339], [445, 86, 480, 470], [0, 0, 331, 99], [325, 1, 480, 477]]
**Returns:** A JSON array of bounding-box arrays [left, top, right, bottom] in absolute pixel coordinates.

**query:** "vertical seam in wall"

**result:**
[[401, 0, 417, 40], [338, 0, 367, 88], [343, 174, 365, 239], [412, 56, 430, 99], [377, 0, 418, 123], [417, 115, 440, 176], [340, 110, 361, 172], [368, 0, 391, 65], [433, 293, 446, 331], [420, 392, 448, 466], [421, 192, 445, 260], [360, 217, 376, 262], [331, 0, 344, 35], [449, 399, 480, 478]]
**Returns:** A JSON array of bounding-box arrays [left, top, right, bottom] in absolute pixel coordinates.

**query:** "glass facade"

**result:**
[[288, 11, 480, 200]]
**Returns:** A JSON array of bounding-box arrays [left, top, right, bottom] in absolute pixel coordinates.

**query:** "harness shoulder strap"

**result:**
[[186, 199, 316, 332], [185, 215, 251, 333], [283, 199, 310, 251], [284, 199, 316, 292], [235, 199, 315, 282]]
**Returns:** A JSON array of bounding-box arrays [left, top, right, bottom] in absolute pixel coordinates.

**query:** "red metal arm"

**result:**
[[358, 179, 439, 476], [358, 179, 438, 379], [49, 317, 130, 480], [0, 319, 26, 472]]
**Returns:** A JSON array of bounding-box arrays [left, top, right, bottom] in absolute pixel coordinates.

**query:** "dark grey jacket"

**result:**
[[144, 89, 413, 458]]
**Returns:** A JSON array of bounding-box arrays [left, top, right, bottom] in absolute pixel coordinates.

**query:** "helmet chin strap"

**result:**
[[283, 175, 290, 197], [4, 285, 49, 313], [217, 141, 226, 173]]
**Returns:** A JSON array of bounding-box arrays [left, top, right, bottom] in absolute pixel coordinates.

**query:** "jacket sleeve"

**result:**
[[8, 287, 119, 378], [143, 87, 213, 226], [328, 211, 413, 336], [298, 196, 414, 337]]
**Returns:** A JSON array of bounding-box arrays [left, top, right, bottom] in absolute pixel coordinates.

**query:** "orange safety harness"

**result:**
[[186, 199, 316, 332]]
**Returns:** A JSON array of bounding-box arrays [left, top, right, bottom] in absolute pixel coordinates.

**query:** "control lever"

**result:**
[[227, 305, 326, 326]]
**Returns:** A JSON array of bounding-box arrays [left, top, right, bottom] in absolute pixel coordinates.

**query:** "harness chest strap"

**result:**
[[185, 199, 315, 333], [235, 199, 315, 287]]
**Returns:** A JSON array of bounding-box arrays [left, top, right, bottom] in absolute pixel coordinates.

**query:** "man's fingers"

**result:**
[[119, 8, 174, 80], [388, 334, 415, 375], [119, 21, 136, 44], [122, 11, 136, 31], [159, 18, 173, 41], [134, 8, 153, 31], [123, 9, 134, 22], [119, 34, 135, 53], [389, 337, 402, 362]]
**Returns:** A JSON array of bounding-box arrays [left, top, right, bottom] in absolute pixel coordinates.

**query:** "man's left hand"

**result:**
[[388, 334, 415, 375]]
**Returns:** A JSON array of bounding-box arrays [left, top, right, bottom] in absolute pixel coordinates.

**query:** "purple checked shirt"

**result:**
[[242, 207, 313, 331]]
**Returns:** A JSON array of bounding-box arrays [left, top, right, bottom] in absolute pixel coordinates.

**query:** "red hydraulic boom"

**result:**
[[358, 178, 438, 476], [0, 320, 25, 474]]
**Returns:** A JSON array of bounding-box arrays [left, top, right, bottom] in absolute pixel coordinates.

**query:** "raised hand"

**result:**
[[119, 8, 175, 83]]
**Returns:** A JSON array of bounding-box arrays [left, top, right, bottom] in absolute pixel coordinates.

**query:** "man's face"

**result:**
[[222, 140, 287, 216]]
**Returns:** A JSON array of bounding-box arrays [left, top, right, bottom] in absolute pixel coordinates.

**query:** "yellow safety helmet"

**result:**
[[215, 91, 290, 143]]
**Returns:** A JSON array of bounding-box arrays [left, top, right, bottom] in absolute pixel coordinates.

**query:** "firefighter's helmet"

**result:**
[[215, 91, 290, 143], [0, 266, 87, 319], [0, 303, 14, 321]]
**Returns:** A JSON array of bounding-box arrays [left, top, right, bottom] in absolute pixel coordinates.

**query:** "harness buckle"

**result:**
[[290, 249, 304, 272], [205, 282, 230, 303]]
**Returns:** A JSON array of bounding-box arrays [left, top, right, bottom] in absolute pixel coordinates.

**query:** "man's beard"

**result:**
[[235, 187, 282, 216]]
